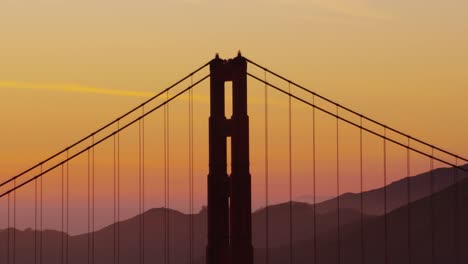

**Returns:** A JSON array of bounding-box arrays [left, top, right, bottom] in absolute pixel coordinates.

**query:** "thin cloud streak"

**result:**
[[312, 0, 393, 21], [0, 81, 155, 98], [0, 80, 288, 107], [280, 0, 393, 21], [313, 0, 393, 21]]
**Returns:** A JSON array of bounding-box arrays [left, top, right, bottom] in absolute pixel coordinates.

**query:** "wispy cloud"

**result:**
[[0, 81, 155, 98], [286, 0, 393, 21], [310, 0, 393, 21], [0, 80, 292, 108]]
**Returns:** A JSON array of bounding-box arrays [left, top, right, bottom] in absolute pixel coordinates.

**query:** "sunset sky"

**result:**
[[1, 0, 468, 233]]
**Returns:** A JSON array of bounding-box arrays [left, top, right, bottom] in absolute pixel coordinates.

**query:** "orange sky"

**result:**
[[1, 0, 468, 233]]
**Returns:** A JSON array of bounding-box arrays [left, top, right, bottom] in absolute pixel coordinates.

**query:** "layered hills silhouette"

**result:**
[[316, 164, 468, 216], [254, 176, 468, 264], [1, 165, 467, 264]]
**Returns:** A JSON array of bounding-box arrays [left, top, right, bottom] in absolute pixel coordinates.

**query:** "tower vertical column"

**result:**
[[207, 55, 230, 264], [229, 56, 253, 264]]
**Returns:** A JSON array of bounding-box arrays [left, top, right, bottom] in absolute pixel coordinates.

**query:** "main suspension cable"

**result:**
[[246, 73, 468, 173], [0, 75, 210, 198], [249, 71, 468, 263], [245, 58, 468, 163], [0, 61, 211, 190]]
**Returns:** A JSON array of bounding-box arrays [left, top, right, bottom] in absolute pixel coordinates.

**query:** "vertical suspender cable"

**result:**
[[383, 128, 388, 264], [167, 90, 170, 264], [13, 178, 16, 264], [188, 78, 191, 264], [192, 77, 195, 264], [139, 116, 142, 264], [360, 117, 365, 264], [91, 136, 95, 264], [264, 70, 270, 264], [454, 158, 459, 264], [430, 148, 435, 263], [35, 167, 38, 264], [288, 82, 293, 264], [164, 92, 167, 264], [407, 138, 412, 264], [188, 78, 192, 264], [138, 106, 146, 264], [164, 90, 170, 264], [142, 107, 146, 264], [192, 82, 195, 264], [117, 121, 121, 264], [87, 147, 91, 264], [40, 165, 43, 264], [92, 136, 95, 264], [191, 78, 195, 264], [312, 96, 317, 264], [7, 177, 10, 264], [66, 151, 69, 264], [113, 130, 117, 264], [189, 76, 194, 264], [191, 77, 195, 264], [336, 106, 341, 264], [61, 163, 64, 264]]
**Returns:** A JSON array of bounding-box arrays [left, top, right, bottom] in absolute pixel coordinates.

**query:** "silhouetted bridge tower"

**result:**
[[207, 54, 253, 264]]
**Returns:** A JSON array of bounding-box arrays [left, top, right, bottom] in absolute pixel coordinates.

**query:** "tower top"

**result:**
[[213, 52, 245, 61]]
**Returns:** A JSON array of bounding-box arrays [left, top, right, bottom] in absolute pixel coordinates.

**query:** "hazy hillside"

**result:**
[[0, 204, 365, 264], [316, 164, 468, 215], [257, 178, 468, 264]]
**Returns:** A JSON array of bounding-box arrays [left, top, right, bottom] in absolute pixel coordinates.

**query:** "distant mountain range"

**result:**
[[316, 164, 468, 216], [1, 165, 467, 264]]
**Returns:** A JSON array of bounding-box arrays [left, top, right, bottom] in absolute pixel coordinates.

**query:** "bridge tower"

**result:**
[[207, 53, 253, 264]]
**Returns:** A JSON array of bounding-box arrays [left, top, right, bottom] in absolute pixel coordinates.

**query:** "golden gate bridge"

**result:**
[[0, 53, 467, 264]]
